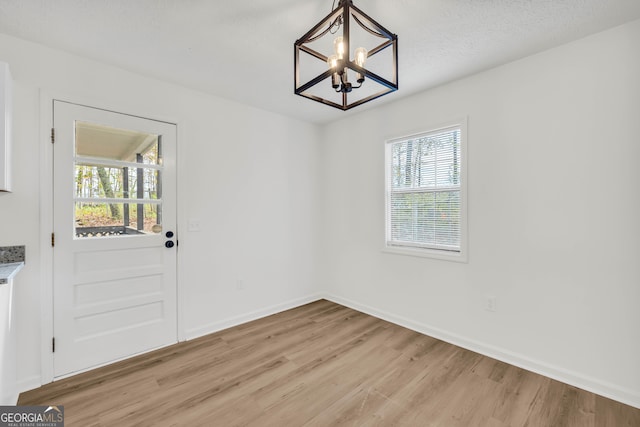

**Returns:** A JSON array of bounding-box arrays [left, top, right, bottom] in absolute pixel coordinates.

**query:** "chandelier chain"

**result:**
[[329, 0, 342, 34]]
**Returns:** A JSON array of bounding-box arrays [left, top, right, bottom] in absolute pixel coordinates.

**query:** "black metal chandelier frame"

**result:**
[[294, 0, 398, 111]]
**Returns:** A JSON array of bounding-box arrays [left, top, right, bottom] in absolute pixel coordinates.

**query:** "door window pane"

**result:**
[[73, 121, 163, 238], [74, 165, 160, 200], [75, 202, 163, 237]]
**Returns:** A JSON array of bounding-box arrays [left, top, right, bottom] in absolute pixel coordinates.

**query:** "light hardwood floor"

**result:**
[[19, 300, 640, 426]]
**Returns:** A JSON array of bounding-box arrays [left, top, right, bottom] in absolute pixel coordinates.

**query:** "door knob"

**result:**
[[165, 241, 175, 248], [165, 231, 174, 238]]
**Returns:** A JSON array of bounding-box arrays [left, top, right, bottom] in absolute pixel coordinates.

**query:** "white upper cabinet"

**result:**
[[0, 62, 12, 192]]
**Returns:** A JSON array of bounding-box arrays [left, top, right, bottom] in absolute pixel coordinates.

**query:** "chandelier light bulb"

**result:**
[[354, 47, 368, 67], [334, 36, 345, 60], [327, 54, 338, 70], [354, 47, 368, 83], [327, 54, 340, 88]]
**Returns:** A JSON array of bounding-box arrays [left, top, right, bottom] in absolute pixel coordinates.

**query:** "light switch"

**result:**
[[187, 219, 201, 232]]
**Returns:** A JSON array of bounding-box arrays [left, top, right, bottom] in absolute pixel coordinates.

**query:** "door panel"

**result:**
[[52, 101, 177, 377]]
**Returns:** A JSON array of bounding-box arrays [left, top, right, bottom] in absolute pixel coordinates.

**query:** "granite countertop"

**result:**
[[0, 245, 25, 284], [0, 262, 24, 284]]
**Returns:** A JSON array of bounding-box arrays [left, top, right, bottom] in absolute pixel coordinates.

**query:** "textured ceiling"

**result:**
[[1, 0, 639, 124]]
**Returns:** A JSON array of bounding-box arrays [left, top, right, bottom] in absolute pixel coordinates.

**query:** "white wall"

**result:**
[[319, 20, 640, 408], [1, 17, 639, 409], [0, 34, 321, 393]]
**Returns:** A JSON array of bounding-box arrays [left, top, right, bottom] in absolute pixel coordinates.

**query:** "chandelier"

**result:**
[[294, 0, 398, 111]]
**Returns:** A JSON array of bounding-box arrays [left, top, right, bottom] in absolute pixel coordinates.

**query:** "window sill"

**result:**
[[382, 245, 468, 263]]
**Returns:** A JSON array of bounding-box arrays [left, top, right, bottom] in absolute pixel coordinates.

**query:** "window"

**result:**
[[385, 120, 467, 261], [74, 121, 164, 238]]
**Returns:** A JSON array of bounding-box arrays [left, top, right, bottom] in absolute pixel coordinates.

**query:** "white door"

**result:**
[[52, 100, 177, 377]]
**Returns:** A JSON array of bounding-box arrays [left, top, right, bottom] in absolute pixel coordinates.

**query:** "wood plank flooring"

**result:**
[[19, 300, 640, 426]]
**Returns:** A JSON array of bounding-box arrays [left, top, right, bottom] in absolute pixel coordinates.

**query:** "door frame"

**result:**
[[38, 91, 187, 384]]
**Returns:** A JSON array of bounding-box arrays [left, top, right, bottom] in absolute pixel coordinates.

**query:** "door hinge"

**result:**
[[52, 337, 55, 353], [51, 128, 55, 144], [51, 232, 55, 247]]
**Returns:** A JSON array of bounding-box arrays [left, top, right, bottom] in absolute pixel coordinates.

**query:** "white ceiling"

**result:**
[[1, 0, 639, 124]]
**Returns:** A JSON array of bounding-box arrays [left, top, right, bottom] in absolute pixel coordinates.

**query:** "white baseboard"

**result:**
[[323, 293, 640, 410], [17, 293, 639, 410], [15, 375, 42, 399], [185, 293, 323, 340]]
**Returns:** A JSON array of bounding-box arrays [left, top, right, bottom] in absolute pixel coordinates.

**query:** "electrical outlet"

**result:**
[[485, 296, 497, 312], [236, 279, 245, 290]]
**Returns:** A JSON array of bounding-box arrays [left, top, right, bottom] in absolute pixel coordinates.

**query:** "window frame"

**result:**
[[383, 118, 468, 262]]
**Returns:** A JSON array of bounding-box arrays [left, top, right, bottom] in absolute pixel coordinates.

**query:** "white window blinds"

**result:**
[[386, 126, 462, 253]]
